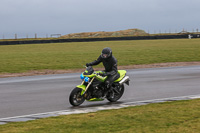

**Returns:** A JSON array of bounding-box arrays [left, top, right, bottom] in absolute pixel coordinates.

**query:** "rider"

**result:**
[[86, 47, 120, 96]]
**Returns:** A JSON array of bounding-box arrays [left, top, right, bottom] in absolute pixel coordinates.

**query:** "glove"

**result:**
[[86, 63, 91, 67], [99, 72, 107, 77]]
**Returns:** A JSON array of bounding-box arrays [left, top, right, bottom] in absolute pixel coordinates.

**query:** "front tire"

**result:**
[[107, 84, 124, 102], [69, 87, 85, 106]]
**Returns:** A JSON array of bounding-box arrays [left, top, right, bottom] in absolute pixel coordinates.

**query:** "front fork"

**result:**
[[82, 77, 95, 95], [78, 77, 95, 99]]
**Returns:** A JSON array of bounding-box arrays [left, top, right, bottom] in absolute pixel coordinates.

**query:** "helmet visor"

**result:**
[[101, 53, 109, 58]]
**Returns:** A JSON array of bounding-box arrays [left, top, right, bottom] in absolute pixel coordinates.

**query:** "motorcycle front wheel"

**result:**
[[69, 87, 85, 106]]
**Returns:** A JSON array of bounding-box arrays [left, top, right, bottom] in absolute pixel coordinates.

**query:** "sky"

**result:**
[[0, 0, 200, 39]]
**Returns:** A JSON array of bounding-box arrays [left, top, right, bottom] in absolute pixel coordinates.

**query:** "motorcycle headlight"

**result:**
[[84, 77, 90, 82], [80, 74, 84, 80]]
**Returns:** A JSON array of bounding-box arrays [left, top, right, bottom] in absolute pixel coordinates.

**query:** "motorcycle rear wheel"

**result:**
[[69, 87, 85, 106], [107, 84, 124, 102]]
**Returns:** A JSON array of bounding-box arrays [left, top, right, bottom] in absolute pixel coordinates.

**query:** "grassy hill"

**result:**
[[60, 29, 148, 38]]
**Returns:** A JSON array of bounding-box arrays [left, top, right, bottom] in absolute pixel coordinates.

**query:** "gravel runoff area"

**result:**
[[0, 62, 200, 78]]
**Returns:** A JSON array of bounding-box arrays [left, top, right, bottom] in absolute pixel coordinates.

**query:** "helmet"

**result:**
[[101, 47, 112, 59]]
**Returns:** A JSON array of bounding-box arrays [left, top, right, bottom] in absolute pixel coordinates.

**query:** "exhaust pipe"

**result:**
[[119, 76, 130, 85]]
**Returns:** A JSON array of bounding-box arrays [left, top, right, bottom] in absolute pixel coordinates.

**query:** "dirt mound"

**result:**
[[60, 29, 148, 38]]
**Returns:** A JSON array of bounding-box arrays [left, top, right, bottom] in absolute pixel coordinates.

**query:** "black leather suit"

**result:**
[[88, 55, 120, 88]]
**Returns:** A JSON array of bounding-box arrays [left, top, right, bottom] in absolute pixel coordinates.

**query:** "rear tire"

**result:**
[[107, 84, 124, 102], [69, 87, 85, 106]]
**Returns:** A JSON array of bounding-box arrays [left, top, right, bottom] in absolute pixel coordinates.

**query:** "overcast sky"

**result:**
[[1, 0, 200, 38]]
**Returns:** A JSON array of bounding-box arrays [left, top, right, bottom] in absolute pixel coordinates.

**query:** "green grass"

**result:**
[[0, 99, 200, 133], [0, 38, 200, 74]]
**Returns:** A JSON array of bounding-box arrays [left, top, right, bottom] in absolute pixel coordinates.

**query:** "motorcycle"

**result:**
[[69, 66, 130, 106]]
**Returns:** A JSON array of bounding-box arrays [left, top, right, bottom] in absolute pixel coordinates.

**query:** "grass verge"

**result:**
[[0, 38, 200, 74], [0, 99, 200, 133]]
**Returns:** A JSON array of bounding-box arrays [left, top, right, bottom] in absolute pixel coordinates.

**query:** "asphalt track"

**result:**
[[0, 66, 200, 120]]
